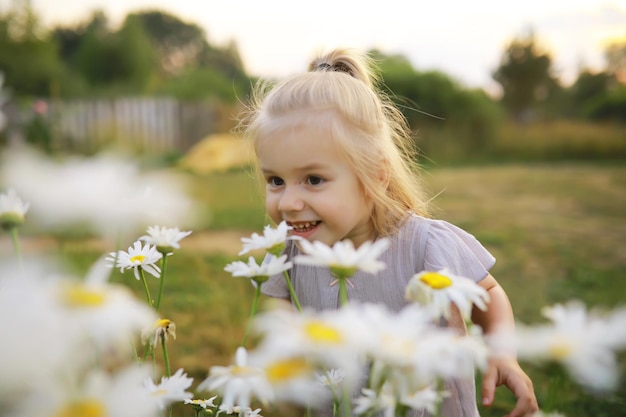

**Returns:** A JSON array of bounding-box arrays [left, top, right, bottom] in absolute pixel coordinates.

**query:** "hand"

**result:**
[[481, 356, 538, 417]]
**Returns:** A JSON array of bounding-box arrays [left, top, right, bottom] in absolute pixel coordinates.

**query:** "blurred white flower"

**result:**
[[143, 368, 193, 410], [399, 384, 443, 414], [354, 382, 442, 417], [0, 147, 196, 235], [197, 346, 274, 410], [56, 279, 157, 358], [139, 225, 192, 254], [11, 365, 158, 417], [354, 382, 397, 417], [295, 238, 390, 278], [405, 270, 489, 321], [224, 254, 292, 284], [252, 355, 328, 408], [252, 304, 377, 389], [316, 368, 346, 388], [239, 221, 295, 256], [0, 188, 29, 229], [0, 260, 75, 402], [516, 300, 626, 392], [106, 240, 162, 280]]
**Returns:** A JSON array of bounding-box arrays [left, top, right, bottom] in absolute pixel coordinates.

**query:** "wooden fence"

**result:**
[[43, 97, 216, 153]]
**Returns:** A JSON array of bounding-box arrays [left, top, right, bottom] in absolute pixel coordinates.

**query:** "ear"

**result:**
[[378, 159, 390, 189]]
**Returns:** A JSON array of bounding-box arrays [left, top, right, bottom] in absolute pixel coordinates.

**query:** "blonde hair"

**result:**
[[240, 48, 430, 237]]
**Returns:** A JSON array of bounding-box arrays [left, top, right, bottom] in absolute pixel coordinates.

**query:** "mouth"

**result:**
[[288, 221, 321, 233]]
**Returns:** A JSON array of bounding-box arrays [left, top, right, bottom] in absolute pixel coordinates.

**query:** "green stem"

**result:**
[[130, 337, 139, 363], [161, 334, 171, 377], [338, 278, 349, 306], [241, 283, 262, 347], [283, 270, 302, 311], [9, 226, 22, 267], [340, 385, 351, 417], [139, 267, 153, 306], [394, 403, 410, 417], [155, 254, 168, 311]]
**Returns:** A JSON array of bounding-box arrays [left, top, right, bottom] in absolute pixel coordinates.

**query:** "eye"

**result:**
[[306, 175, 324, 186], [266, 176, 285, 187]]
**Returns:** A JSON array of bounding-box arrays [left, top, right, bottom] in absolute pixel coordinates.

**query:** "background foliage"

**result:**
[[0, 1, 625, 163]]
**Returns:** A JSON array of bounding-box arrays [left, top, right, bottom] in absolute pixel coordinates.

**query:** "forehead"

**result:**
[[256, 114, 346, 168]]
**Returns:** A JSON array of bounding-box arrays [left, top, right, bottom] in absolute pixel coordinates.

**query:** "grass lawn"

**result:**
[[40, 162, 626, 417]]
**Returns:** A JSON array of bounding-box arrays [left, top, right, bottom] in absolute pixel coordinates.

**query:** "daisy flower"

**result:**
[[224, 254, 292, 284], [106, 240, 162, 280], [184, 395, 218, 410], [0, 188, 29, 229], [197, 346, 274, 410], [295, 238, 390, 279], [239, 221, 295, 256], [139, 225, 192, 254], [515, 300, 626, 392], [143, 318, 177, 348], [405, 270, 489, 321], [218, 405, 264, 416], [143, 368, 194, 409]]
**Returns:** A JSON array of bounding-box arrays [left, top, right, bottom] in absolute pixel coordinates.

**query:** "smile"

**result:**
[[289, 221, 320, 232]]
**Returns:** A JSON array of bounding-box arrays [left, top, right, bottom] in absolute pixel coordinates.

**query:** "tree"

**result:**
[[372, 49, 503, 155], [129, 10, 214, 75], [72, 11, 158, 92], [604, 40, 626, 84], [0, 0, 63, 96], [492, 31, 560, 121]]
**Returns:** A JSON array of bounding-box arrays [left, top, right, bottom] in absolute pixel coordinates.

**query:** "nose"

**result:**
[[277, 186, 305, 212]]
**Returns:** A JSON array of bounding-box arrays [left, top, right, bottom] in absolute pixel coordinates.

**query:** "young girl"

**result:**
[[241, 48, 538, 417]]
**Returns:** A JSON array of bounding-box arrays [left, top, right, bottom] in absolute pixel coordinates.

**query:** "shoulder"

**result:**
[[414, 215, 496, 281]]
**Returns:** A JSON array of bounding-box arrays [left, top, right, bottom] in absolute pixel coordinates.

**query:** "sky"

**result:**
[[12, 0, 626, 95]]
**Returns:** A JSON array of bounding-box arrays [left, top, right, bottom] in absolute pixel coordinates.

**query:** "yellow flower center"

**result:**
[[130, 255, 146, 263], [419, 272, 453, 289], [62, 285, 106, 307], [549, 338, 572, 359], [305, 321, 342, 344], [156, 318, 171, 328], [231, 365, 259, 376], [266, 357, 311, 383], [56, 400, 105, 417]]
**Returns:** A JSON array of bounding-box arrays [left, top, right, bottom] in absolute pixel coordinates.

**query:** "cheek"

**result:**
[[265, 194, 280, 218]]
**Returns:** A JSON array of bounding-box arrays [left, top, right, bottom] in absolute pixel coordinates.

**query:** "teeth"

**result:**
[[291, 221, 317, 231]]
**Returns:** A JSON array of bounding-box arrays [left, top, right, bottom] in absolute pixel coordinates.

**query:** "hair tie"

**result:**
[[316, 62, 354, 77]]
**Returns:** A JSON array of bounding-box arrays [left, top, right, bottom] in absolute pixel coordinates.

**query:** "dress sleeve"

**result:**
[[423, 219, 496, 283]]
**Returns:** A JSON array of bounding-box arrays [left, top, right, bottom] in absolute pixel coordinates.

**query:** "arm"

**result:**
[[472, 274, 539, 417]]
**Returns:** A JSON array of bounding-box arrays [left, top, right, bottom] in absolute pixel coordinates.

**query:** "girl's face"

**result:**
[[257, 122, 376, 248]]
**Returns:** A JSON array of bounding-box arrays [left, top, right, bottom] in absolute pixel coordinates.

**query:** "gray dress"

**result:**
[[261, 214, 495, 417]]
